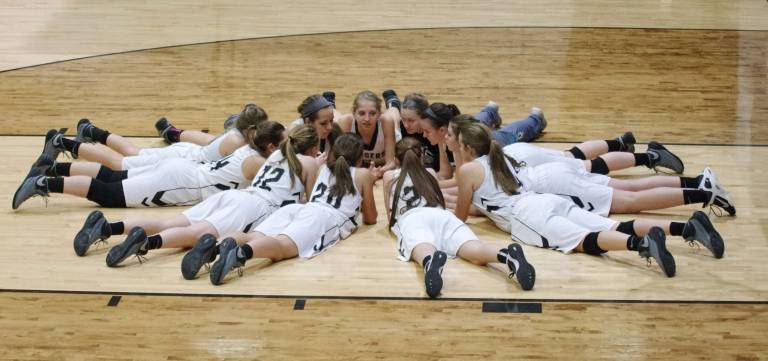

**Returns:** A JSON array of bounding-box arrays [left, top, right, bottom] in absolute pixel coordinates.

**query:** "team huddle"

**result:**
[[12, 90, 734, 298]]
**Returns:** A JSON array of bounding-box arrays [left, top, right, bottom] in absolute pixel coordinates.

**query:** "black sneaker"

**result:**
[[424, 250, 447, 299], [382, 89, 401, 111], [322, 91, 336, 108], [683, 211, 725, 259], [106, 227, 148, 267], [647, 141, 684, 174], [155, 116, 176, 144], [73, 210, 111, 256], [209, 238, 243, 285], [181, 234, 219, 280], [506, 243, 536, 291], [484, 101, 502, 129], [36, 129, 64, 167], [638, 227, 676, 277], [74, 118, 95, 143], [617, 131, 636, 153], [223, 114, 239, 130], [12, 171, 48, 210]]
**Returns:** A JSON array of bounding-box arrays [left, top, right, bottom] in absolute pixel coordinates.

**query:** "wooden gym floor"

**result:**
[[1, 1, 767, 360]]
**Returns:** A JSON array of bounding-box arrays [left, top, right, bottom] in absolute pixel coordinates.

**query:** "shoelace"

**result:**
[[134, 253, 148, 264], [707, 204, 725, 217]]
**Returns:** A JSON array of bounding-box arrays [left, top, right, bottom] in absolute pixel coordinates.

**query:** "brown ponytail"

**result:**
[[389, 137, 445, 228], [327, 133, 363, 198], [279, 125, 319, 188], [457, 122, 522, 195]]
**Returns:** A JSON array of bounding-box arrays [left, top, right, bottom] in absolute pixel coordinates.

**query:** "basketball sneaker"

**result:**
[[74, 118, 95, 143], [683, 211, 725, 258], [106, 227, 148, 267], [617, 131, 636, 153], [424, 250, 447, 298], [638, 227, 676, 277], [698, 167, 736, 216], [12, 170, 49, 210], [530, 106, 547, 134], [382, 89, 402, 111], [73, 210, 111, 256], [181, 234, 219, 280], [223, 114, 239, 130], [506, 243, 536, 291], [647, 141, 684, 174], [322, 91, 336, 108], [209, 238, 242, 285]]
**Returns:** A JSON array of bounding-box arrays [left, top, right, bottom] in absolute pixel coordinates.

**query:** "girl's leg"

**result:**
[[155, 220, 218, 249], [120, 214, 193, 236], [566, 132, 635, 160], [411, 242, 446, 298], [455, 240, 498, 266], [76, 143, 125, 170], [457, 240, 536, 290], [209, 232, 298, 285], [180, 130, 216, 146], [104, 134, 143, 156], [608, 176, 685, 191], [574, 229, 675, 277], [609, 188, 710, 214]]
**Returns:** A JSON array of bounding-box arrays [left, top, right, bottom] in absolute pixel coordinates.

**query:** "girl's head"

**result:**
[[298, 94, 335, 140], [249, 121, 286, 157], [327, 133, 364, 198], [352, 90, 382, 132], [389, 137, 445, 228], [457, 122, 521, 195], [236, 103, 269, 133], [400, 93, 429, 135], [419, 102, 460, 145], [280, 125, 319, 187], [446, 114, 474, 153]]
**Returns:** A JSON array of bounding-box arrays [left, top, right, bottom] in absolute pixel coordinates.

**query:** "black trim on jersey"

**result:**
[[355, 120, 379, 151]]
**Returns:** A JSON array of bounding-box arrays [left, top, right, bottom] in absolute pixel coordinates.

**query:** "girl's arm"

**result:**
[[356, 168, 378, 225]]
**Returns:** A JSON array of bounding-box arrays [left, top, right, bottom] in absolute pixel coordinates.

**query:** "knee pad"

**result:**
[[590, 157, 610, 175], [616, 220, 637, 236], [86, 179, 127, 208], [568, 146, 586, 160], [582, 232, 606, 255]]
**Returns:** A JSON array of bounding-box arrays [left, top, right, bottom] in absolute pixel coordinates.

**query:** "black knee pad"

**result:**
[[86, 179, 127, 208], [582, 232, 606, 255], [590, 157, 610, 175], [96, 166, 129, 183], [568, 146, 586, 160], [616, 220, 637, 236]]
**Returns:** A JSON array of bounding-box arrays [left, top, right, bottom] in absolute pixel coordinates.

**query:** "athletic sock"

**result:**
[[89, 126, 111, 144], [48, 162, 71, 177], [634, 153, 651, 167], [40, 177, 63, 193], [422, 254, 432, 272], [236, 244, 254, 262], [679, 175, 703, 189], [496, 248, 509, 263], [145, 235, 163, 250], [683, 189, 711, 205], [605, 139, 622, 152], [669, 222, 685, 237], [626, 235, 645, 251], [55, 137, 81, 157], [107, 221, 125, 235], [166, 128, 183, 143]]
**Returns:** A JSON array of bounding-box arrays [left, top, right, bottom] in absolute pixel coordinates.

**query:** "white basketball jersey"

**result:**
[[246, 149, 305, 208], [471, 155, 531, 231], [388, 170, 430, 219], [309, 165, 362, 220], [352, 120, 385, 167], [197, 145, 258, 198], [201, 128, 240, 162]]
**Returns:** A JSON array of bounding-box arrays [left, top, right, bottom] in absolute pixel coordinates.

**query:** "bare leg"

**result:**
[[456, 240, 499, 266], [574, 140, 609, 159], [574, 231, 630, 252], [410, 243, 438, 266], [68, 162, 104, 178], [585, 152, 638, 173], [244, 232, 299, 262], [104, 134, 143, 156], [627, 218, 673, 236], [76, 143, 125, 170], [610, 188, 685, 214], [121, 214, 192, 236], [609, 176, 680, 191], [180, 130, 216, 146], [158, 221, 219, 249]]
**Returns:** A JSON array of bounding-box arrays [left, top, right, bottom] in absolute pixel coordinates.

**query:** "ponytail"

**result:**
[[389, 137, 445, 228], [279, 125, 319, 188], [457, 122, 522, 195], [329, 155, 356, 198], [327, 133, 364, 198]]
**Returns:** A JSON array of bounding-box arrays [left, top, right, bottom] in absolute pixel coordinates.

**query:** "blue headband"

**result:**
[[300, 96, 333, 118]]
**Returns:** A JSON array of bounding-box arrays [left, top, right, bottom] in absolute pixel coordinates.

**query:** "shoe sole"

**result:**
[[106, 228, 146, 267], [181, 235, 218, 280], [692, 211, 725, 258], [73, 210, 108, 256], [12, 175, 41, 210], [508, 244, 536, 291], [425, 251, 447, 299], [648, 228, 676, 277], [210, 241, 238, 285]]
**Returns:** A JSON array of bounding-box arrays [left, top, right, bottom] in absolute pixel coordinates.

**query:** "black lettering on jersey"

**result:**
[[313, 234, 327, 252], [279, 192, 302, 207], [480, 197, 501, 213], [310, 182, 342, 209], [209, 155, 234, 171], [253, 165, 285, 191], [569, 196, 594, 212], [141, 191, 168, 207]]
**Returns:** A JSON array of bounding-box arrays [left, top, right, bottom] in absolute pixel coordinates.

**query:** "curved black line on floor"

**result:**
[[1, 288, 766, 305], [1, 25, 766, 74]]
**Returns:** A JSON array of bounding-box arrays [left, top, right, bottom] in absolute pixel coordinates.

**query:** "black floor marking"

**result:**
[[294, 299, 306, 310], [1, 288, 766, 305], [482, 302, 542, 313], [107, 295, 122, 307]]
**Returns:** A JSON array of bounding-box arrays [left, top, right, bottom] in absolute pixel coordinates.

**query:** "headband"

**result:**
[[300, 96, 333, 118], [424, 107, 449, 126]]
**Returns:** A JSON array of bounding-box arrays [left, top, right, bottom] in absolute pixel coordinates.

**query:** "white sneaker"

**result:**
[[698, 167, 736, 216]]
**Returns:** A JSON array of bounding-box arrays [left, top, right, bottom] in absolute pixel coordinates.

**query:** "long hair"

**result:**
[[235, 103, 269, 133], [352, 90, 382, 113], [248, 121, 286, 157], [424, 102, 461, 129], [327, 133, 364, 198], [402, 93, 429, 117], [389, 137, 445, 228], [457, 122, 522, 195], [279, 125, 319, 188]]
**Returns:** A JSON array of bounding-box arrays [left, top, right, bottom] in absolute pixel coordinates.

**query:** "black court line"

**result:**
[[107, 295, 122, 307], [1, 25, 765, 74], [1, 133, 766, 148], [1, 288, 766, 305], [294, 299, 306, 310], [482, 302, 542, 313]]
